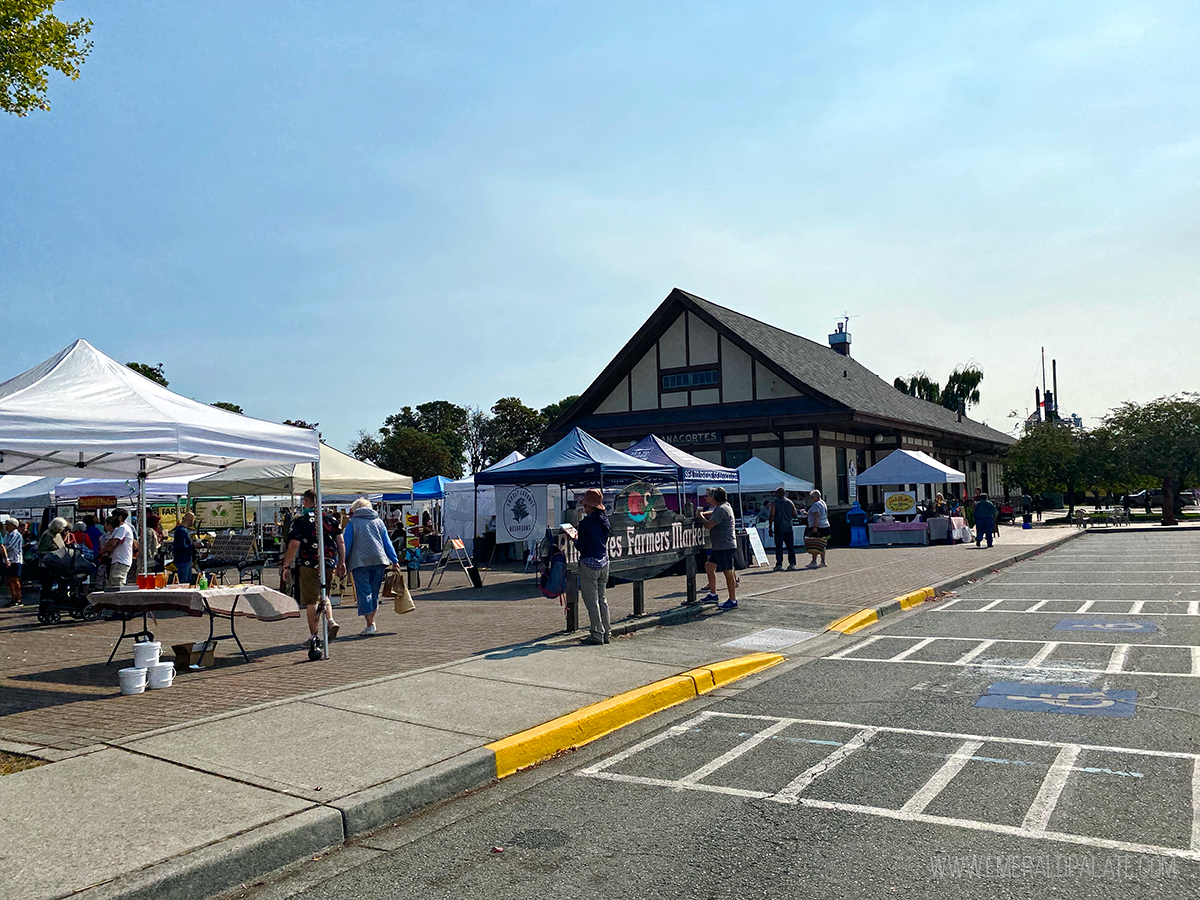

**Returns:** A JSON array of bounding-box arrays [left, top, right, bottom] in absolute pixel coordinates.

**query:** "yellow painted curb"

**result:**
[[827, 608, 879, 634], [487, 653, 784, 778], [898, 587, 935, 609]]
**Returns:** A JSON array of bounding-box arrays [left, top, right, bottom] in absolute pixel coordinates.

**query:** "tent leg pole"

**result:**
[[138, 459, 147, 577], [313, 457, 328, 660]]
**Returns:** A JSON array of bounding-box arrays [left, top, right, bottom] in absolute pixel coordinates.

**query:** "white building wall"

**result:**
[[721, 339, 753, 402], [658, 315, 686, 369], [595, 377, 629, 413], [630, 349, 658, 411], [687, 313, 718, 365]]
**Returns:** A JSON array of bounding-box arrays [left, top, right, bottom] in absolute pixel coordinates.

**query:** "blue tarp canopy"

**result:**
[[625, 434, 739, 484], [384, 475, 452, 502], [474, 428, 675, 486]]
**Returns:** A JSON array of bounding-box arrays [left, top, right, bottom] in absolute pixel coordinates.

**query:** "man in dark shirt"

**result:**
[[768, 487, 798, 571], [280, 490, 347, 648], [571, 489, 611, 645]]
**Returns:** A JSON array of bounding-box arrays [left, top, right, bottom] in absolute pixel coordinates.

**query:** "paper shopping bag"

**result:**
[[394, 577, 416, 614]]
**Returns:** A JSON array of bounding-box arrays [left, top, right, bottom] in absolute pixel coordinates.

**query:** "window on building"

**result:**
[[836, 447, 849, 506], [661, 369, 720, 392], [725, 448, 751, 468]]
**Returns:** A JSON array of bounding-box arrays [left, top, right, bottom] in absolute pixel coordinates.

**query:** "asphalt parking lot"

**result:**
[[229, 531, 1199, 900]]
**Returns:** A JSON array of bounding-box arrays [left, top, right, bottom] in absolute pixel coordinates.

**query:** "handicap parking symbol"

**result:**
[[976, 682, 1137, 718], [1054, 619, 1157, 633]]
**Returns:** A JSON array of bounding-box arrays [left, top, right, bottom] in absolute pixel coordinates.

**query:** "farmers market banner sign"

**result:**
[[560, 482, 708, 580]]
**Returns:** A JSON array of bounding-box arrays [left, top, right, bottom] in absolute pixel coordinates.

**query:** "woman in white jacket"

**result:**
[[343, 498, 401, 636]]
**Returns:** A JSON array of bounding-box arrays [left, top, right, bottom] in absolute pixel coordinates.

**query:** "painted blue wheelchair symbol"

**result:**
[[1054, 619, 1157, 633], [976, 682, 1137, 718]]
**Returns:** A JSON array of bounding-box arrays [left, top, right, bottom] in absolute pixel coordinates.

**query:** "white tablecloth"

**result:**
[[88, 585, 300, 621]]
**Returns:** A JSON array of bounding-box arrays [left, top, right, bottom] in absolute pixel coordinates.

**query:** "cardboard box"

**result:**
[[171, 641, 216, 670]]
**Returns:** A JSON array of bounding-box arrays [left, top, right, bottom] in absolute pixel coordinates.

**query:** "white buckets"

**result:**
[[118, 667, 148, 695], [147, 662, 175, 690], [121, 641, 176, 694], [132, 641, 161, 669]]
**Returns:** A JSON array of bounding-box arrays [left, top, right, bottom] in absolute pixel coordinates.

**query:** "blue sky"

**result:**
[[3, 0, 1197, 450]]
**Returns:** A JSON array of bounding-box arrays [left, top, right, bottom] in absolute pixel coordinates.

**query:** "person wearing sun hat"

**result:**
[[571, 488, 611, 645]]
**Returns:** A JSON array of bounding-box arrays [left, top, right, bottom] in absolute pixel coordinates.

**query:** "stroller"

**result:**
[[37, 545, 102, 625]]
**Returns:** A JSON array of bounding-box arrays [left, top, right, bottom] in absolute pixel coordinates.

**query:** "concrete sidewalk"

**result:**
[[0, 525, 1076, 900]]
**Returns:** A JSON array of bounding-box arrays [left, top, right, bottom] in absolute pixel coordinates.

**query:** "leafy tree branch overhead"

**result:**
[[0, 0, 93, 116]]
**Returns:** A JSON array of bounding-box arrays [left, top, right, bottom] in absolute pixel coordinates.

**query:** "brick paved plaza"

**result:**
[[0, 526, 1070, 750]]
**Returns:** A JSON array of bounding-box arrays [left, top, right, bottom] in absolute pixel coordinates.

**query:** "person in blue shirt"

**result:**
[[173, 512, 196, 585], [974, 493, 997, 548]]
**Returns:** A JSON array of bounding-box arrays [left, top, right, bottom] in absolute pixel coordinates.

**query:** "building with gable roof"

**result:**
[[546, 289, 1014, 509]]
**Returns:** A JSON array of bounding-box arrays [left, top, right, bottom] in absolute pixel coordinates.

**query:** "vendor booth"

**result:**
[[475, 428, 688, 630], [855, 450, 968, 546], [442, 451, 525, 557], [0, 339, 333, 657]]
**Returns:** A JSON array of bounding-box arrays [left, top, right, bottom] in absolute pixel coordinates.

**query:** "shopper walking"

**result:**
[[804, 490, 830, 568], [699, 486, 739, 609], [280, 489, 346, 650], [343, 498, 400, 637], [768, 487, 798, 571], [571, 489, 611, 645]]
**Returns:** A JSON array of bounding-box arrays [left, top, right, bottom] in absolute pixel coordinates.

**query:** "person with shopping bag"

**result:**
[[343, 498, 401, 637]]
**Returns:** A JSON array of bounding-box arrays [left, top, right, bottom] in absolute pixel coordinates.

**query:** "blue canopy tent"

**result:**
[[472, 428, 675, 567], [625, 433, 741, 515], [384, 475, 452, 502], [474, 428, 675, 488]]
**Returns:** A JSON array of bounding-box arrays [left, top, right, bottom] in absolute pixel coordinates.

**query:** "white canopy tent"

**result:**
[[0, 339, 333, 651], [855, 450, 966, 486], [720, 456, 814, 494], [443, 451, 525, 556], [188, 442, 412, 498], [54, 476, 197, 503]]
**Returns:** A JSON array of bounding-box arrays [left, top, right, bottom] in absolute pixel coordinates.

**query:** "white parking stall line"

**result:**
[[771, 728, 877, 804], [827, 636, 883, 660], [978, 599, 1006, 611], [954, 640, 995, 665], [678, 720, 793, 786], [1193, 759, 1200, 852], [900, 740, 985, 814], [887, 638, 937, 662], [1024, 745, 1082, 833], [794, 798, 1200, 862], [1026, 642, 1059, 668], [935, 597, 966, 610], [1075, 601, 1095, 614], [1130, 601, 1146, 614], [820, 636, 1200, 678], [933, 602, 1200, 616], [1106, 644, 1131, 674], [580, 714, 1200, 861], [577, 714, 713, 777]]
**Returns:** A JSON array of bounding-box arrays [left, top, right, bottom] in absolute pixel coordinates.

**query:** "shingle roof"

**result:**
[[680, 290, 1015, 447]]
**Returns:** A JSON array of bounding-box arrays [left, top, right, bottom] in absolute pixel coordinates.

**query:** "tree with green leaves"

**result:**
[[1, 0, 93, 116], [283, 419, 317, 430], [463, 406, 490, 474], [484, 397, 545, 463], [540, 394, 580, 426], [211, 401, 243, 414], [1102, 393, 1200, 526], [375, 426, 454, 482], [382, 401, 468, 476], [126, 361, 168, 386], [1003, 422, 1083, 517], [894, 365, 983, 411]]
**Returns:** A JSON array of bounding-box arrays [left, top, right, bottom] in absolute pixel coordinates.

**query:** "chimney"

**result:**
[[828, 320, 851, 356]]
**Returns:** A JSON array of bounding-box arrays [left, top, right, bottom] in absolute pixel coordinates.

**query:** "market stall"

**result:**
[[717, 456, 814, 551], [475, 428, 683, 627], [0, 339, 331, 654], [442, 451, 524, 556], [855, 449, 968, 546]]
